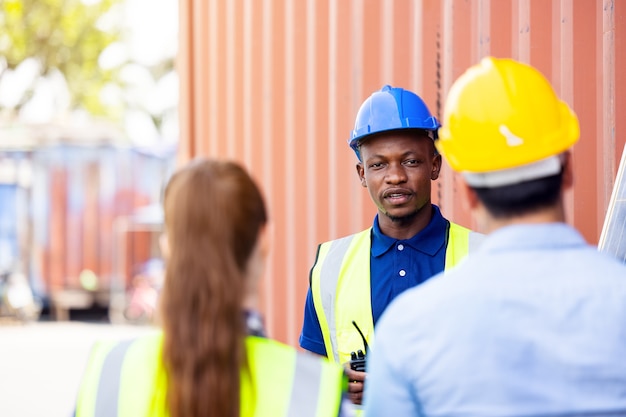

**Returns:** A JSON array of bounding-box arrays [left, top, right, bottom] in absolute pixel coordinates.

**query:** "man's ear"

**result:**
[[458, 176, 491, 234], [561, 151, 574, 191], [431, 153, 442, 180], [457, 174, 479, 211], [356, 163, 366, 187]]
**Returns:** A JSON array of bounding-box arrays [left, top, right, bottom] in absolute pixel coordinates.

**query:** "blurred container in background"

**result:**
[[0, 123, 175, 321]]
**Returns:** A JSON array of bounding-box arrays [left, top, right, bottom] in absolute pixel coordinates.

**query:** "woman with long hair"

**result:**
[[75, 158, 350, 417]]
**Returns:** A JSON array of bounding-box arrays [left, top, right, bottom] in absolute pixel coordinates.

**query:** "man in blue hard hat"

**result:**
[[299, 85, 484, 406]]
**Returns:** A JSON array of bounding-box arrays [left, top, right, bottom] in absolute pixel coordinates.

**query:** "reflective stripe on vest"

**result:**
[[311, 222, 482, 365], [95, 339, 134, 417], [241, 337, 346, 417], [311, 229, 372, 364], [76, 334, 345, 417], [76, 333, 167, 417]]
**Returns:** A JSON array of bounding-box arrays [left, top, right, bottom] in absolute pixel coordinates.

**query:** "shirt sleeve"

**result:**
[[337, 392, 357, 417], [298, 287, 328, 357], [363, 311, 422, 417]]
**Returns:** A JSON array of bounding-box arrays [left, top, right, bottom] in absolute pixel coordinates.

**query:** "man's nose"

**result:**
[[386, 164, 407, 183]]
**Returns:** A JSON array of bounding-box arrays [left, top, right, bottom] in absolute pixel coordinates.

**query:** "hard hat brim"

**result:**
[[462, 155, 563, 187]]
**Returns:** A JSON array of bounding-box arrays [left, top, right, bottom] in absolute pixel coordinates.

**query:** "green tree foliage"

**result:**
[[0, 0, 123, 117]]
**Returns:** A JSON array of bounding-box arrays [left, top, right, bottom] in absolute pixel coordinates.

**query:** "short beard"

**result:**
[[385, 209, 418, 224]]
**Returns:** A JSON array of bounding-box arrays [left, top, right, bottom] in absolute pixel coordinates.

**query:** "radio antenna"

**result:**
[[352, 320, 369, 353]]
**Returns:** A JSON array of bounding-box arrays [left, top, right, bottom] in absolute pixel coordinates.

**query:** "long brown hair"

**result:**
[[160, 158, 268, 417]]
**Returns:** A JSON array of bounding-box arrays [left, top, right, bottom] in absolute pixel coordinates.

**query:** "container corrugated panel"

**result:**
[[178, 0, 626, 347]]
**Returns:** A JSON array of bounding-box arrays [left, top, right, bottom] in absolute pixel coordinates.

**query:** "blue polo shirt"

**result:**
[[299, 204, 450, 356]]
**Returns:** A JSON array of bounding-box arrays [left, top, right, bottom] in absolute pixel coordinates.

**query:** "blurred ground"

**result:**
[[0, 310, 157, 417]]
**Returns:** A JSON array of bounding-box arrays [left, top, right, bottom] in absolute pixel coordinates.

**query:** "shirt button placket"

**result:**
[[397, 244, 406, 277]]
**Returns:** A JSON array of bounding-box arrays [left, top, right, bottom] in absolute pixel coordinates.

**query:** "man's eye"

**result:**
[[404, 159, 418, 166], [369, 162, 383, 169]]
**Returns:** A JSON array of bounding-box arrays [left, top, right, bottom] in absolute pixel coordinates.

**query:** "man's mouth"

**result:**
[[384, 191, 412, 204]]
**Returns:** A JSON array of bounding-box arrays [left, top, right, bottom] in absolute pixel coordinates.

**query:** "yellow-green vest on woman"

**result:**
[[311, 222, 483, 365], [76, 332, 347, 417]]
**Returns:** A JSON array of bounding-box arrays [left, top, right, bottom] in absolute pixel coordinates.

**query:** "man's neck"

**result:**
[[480, 204, 566, 234]]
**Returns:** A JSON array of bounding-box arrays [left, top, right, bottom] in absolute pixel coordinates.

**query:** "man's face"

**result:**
[[356, 131, 442, 223]]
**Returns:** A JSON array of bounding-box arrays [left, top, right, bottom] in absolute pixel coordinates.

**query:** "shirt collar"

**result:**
[[371, 204, 449, 257], [479, 223, 587, 253]]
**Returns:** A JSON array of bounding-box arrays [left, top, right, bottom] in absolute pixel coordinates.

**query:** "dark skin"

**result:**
[[346, 130, 442, 405], [358, 131, 442, 238]]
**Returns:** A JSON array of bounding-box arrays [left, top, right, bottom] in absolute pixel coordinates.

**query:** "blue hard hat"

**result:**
[[349, 85, 440, 160]]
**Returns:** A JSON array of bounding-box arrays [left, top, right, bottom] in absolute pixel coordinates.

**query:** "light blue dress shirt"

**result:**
[[364, 223, 626, 417]]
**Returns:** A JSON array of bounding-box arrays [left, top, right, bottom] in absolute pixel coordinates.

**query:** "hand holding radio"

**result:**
[[350, 349, 366, 372], [349, 320, 369, 372], [345, 320, 369, 405]]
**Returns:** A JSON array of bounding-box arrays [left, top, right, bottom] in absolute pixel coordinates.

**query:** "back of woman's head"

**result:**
[[164, 158, 267, 275], [160, 158, 267, 417]]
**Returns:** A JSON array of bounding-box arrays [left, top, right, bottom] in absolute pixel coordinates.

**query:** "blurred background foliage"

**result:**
[[0, 0, 178, 144], [0, 0, 123, 117]]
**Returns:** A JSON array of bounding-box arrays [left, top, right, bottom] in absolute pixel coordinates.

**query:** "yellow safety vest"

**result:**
[[310, 222, 483, 365], [76, 332, 347, 417]]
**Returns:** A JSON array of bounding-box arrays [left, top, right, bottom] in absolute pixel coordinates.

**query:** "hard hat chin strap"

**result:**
[[463, 155, 563, 188]]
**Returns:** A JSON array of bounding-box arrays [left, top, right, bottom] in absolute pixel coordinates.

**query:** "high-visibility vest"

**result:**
[[311, 222, 483, 365], [76, 332, 347, 417]]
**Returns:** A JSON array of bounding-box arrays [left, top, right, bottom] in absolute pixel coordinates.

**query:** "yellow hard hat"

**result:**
[[437, 57, 579, 185]]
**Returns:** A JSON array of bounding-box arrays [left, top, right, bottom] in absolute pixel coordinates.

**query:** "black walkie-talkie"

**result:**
[[349, 320, 369, 372]]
